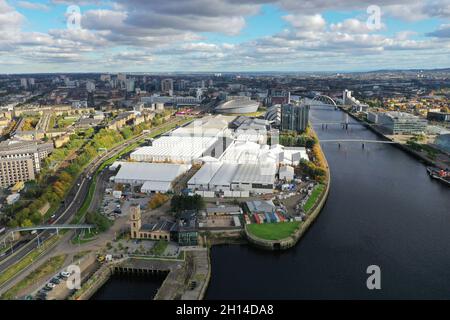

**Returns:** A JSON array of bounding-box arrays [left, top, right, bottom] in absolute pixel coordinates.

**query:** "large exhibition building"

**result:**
[[215, 97, 259, 114], [113, 114, 310, 197]]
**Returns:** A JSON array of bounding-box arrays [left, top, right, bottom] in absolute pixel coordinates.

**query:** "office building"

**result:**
[[86, 80, 95, 93], [0, 140, 53, 188], [161, 79, 174, 95], [126, 78, 135, 93], [427, 111, 450, 122], [378, 112, 428, 135], [269, 89, 290, 106], [281, 103, 310, 132]]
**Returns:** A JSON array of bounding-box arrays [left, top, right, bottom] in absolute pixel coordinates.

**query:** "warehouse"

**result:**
[[130, 136, 218, 163], [208, 163, 239, 192], [188, 161, 276, 195], [187, 162, 222, 190], [114, 162, 191, 193], [230, 163, 276, 194]]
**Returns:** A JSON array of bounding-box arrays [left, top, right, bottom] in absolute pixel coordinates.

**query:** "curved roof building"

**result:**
[[215, 98, 259, 114]]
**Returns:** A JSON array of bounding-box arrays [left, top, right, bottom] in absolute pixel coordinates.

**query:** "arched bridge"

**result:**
[[310, 95, 338, 107]]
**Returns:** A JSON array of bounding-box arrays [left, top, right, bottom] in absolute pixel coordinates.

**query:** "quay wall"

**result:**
[[245, 133, 331, 251]]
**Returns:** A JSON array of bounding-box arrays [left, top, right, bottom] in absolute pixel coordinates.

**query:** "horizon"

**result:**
[[2, 66, 450, 76]]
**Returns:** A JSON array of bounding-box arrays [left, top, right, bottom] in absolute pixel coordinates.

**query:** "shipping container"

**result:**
[[276, 212, 285, 222], [258, 213, 265, 224]]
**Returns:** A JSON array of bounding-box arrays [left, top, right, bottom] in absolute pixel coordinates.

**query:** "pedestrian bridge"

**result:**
[[10, 224, 95, 233], [320, 139, 397, 144]]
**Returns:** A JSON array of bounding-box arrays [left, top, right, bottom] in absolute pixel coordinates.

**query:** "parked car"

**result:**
[[51, 277, 60, 284], [60, 271, 71, 278], [46, 282, 56, 289]]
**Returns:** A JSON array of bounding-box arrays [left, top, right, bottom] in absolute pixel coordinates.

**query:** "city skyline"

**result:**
[[1, 0, 450, 73]]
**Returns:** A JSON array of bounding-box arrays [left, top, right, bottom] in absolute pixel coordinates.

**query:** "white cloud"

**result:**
[[283, 14, 326, 31], [17, 1, 49, 11]]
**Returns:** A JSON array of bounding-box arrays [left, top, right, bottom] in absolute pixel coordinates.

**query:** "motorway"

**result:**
[[0, 117, 183, 277]]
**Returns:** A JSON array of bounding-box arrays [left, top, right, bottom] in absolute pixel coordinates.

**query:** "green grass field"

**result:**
[[0, 236, 61, 289], [302, 184, 325, 213], [247, 222, 300, 240]]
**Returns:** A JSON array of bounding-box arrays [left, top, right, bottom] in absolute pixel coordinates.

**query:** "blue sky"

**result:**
[[1, 0, 449, 73]]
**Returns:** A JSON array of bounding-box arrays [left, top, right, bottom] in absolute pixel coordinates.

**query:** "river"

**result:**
[[91, 273, 165, 300], [205, 106, 450, 299]]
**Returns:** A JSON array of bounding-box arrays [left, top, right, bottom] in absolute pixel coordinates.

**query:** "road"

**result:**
[[0, 117, 183, 277]]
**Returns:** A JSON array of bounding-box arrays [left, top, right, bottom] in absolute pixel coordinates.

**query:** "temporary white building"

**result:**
[[114, 162, 191, 193], [130, 136, 218, 163], [187, 162, 222, 190], [279, 165, 295, 181]]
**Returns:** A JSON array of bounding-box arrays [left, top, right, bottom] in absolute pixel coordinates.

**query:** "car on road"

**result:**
[[35, 293, 47, 300], [46, 282, 56, 289]]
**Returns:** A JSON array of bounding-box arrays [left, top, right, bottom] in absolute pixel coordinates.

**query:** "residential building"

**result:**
[[161, 79, 174, 95], [427, 111, 450, 122], [281, 103, 310, 132]]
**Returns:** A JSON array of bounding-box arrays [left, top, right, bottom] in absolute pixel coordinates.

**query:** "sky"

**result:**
[[0, 0, 449, 73]]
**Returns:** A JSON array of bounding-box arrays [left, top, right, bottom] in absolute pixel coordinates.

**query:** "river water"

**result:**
[[205, 106, 450, 299], [91, 274, 165, 300]]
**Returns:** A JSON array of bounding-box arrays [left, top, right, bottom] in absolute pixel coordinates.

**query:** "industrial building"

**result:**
[[114, 162, 191, 193], [219, 141, 308, 166], [378, 111, 428, 135], [232, 116, 269, 144], [130, 115, 235, 163], [265, 104, 281, 126], [427, 111, 450, 122], [188, 161, 276, 195], [279, 165, 295, 181], [130, 136, 218, 163]]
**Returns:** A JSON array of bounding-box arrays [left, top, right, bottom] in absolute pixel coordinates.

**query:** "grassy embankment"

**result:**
[[302, 184, 325, 213], [0, 236, 61, 289], [247, 222, 301, 241], [1, 254, 66, 300]]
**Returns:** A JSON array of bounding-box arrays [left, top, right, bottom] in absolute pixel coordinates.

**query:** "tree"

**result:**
[[170, 194, 205, 213]]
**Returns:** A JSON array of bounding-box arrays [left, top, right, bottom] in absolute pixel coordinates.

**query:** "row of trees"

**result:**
[[279, 128, 317, 149], [2, 128, 125, 228], [298, 129, 328, 183], [148, 193, 170, 209]]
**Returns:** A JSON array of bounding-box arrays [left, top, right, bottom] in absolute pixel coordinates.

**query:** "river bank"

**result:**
[[340, 107, 448, 169], [244, 129, 331, 251], [72, 250, 210, 300]]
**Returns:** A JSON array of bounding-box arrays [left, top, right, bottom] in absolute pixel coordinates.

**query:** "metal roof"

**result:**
[[115, 162, 191, 183]]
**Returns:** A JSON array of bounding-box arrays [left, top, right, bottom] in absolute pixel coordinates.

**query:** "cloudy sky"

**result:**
[[0, 0, 449, 73]]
